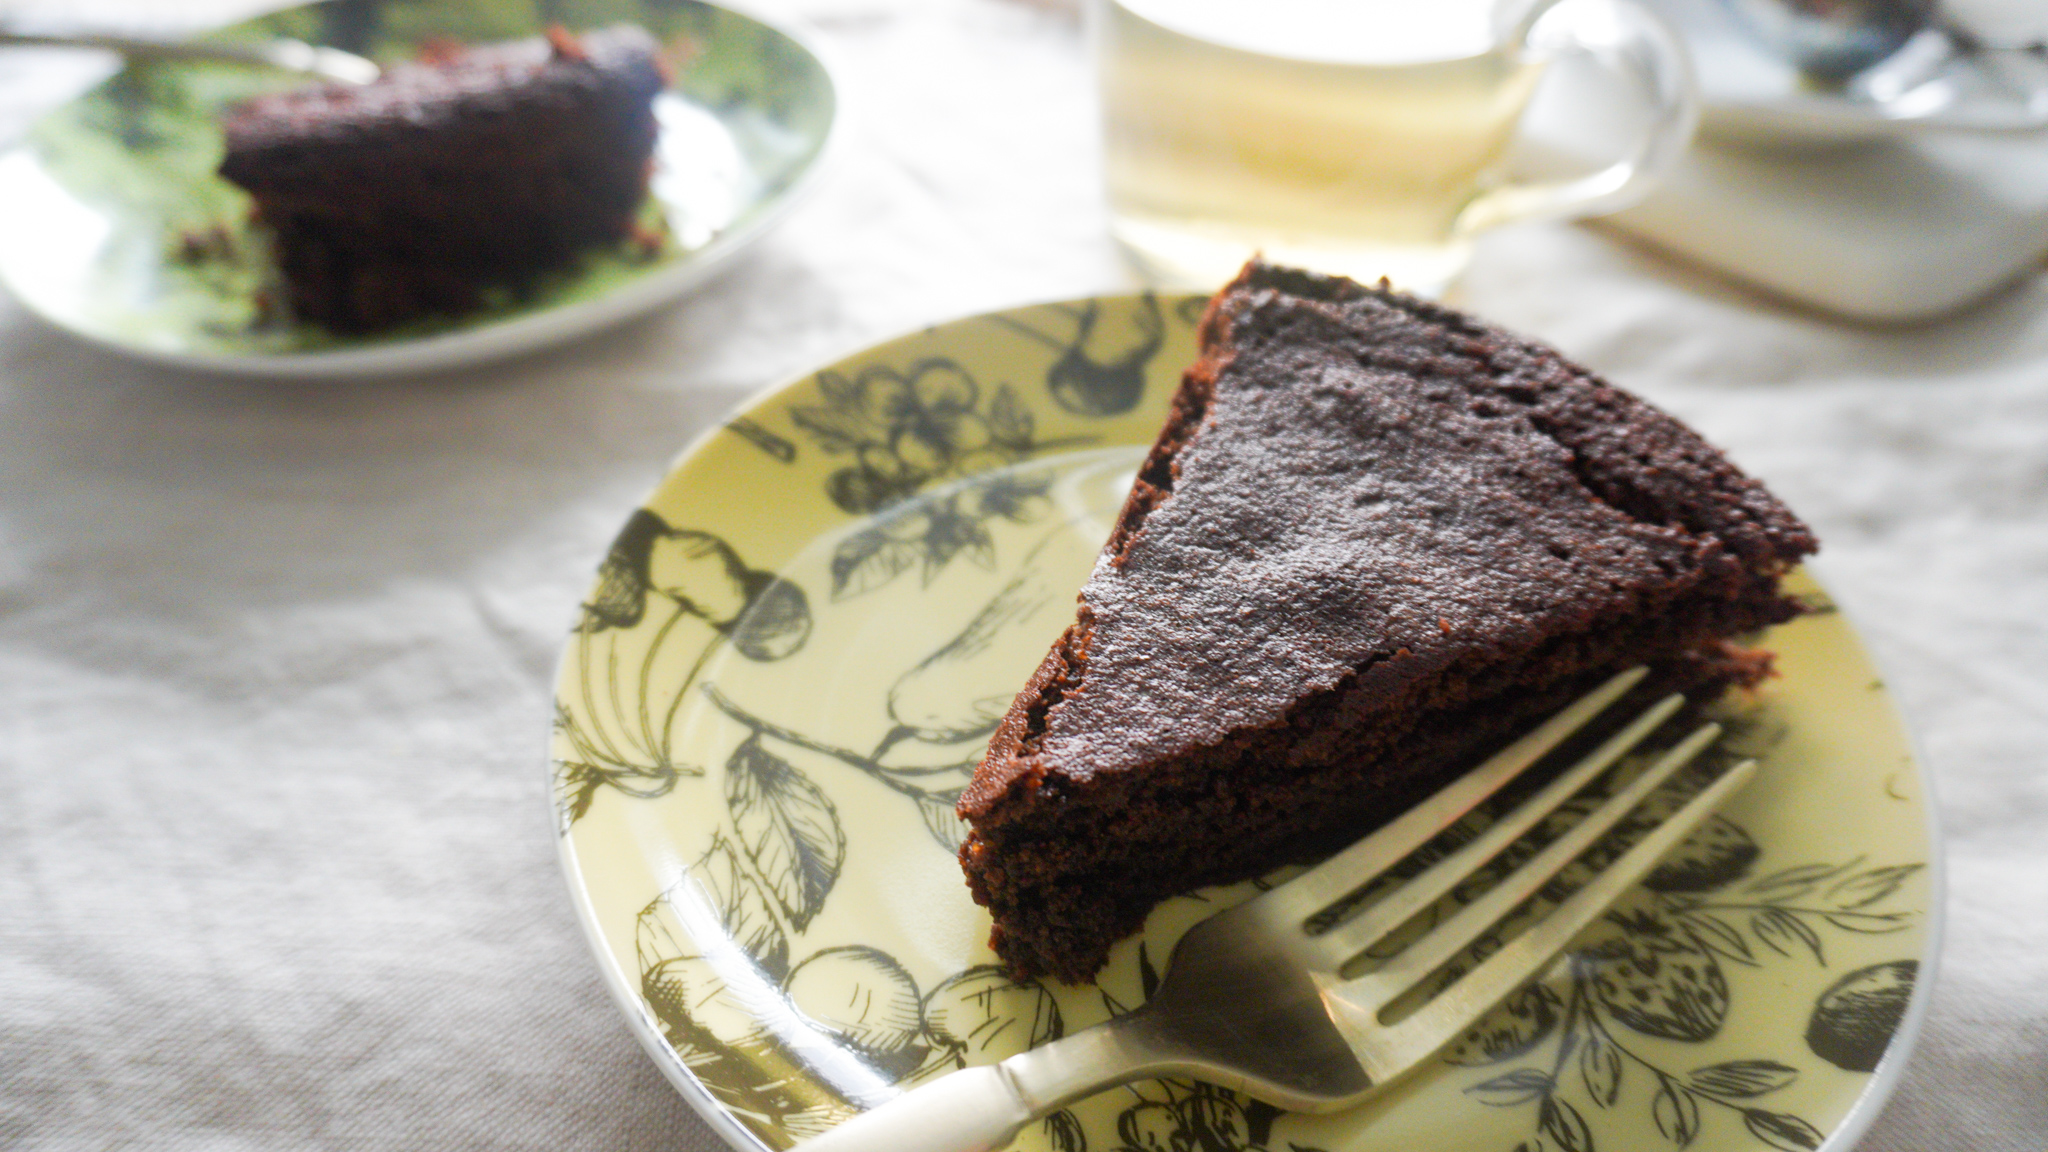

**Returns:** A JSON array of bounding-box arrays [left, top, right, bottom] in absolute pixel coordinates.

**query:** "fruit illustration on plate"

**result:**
[[785, 945, 930, 1081], [1110, 1080, 1319, 1152], [1645, 816, 1761, 893], [1442, 983, 1563, 1066], [789, 357, 1074, 601], [643, 953, 771, 1052], [556, 514, 815, 826], [585, 509, 813, 660], [637, 845, 930, 1141], [922, 965, 1064, 1065], [1586, 906, 1731, 1042], [990, 294, 1165, 417], [1806, 960, 1917, 1072]]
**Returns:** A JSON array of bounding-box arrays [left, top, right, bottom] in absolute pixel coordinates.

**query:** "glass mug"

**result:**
[[1093, 0, 1698, 293]]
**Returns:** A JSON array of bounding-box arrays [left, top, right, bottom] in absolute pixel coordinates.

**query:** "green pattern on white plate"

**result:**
[[0, 0, 834, 375], [552, 294, 1939, 1152]]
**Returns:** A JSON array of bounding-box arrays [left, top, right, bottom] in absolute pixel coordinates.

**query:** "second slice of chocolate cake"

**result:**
[[219, 25, 666, 335], [957, 262, 1817, 984]]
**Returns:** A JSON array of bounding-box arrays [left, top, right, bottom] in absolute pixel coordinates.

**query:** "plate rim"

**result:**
[[0, 0, 843, 379], [549, 293, 1948, 1152], [1795, 555, 1948, 1152]]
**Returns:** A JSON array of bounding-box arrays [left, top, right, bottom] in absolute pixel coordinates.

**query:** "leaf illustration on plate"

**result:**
[[1539, 1096, 1594, 1152], [1579, 1033, 1622, 1108], [1686, 1060, 1797, 1098], [703, 685, 977, 858], [1651, 1076, 1701, 1146], [1470, 825, 1918, 1152], [640, 836, 790, 980], [1675, 909, 1756, 966], [1752, 907, 1826, 964], [1744, 1109, 1825, 1151], [831, 524, 923, 600], [1817, 910, 1914, 934], [1467, 1068, 1555, 1107], [1741, 860, 1858, 904], [1043, 1108, 1088, 1152], [1824, 864, 1923, 910], [726, 734, 846, 931], [914, 788, 971, 852]]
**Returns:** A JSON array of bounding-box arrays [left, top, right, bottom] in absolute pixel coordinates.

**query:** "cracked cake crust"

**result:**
[[958, 262, 1816, 984]]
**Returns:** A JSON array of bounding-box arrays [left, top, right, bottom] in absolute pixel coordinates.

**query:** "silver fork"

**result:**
[[801, 666, 1757, 1152]]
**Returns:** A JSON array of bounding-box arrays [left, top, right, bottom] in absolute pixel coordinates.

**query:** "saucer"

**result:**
[[1651, 0, 2048, 145]]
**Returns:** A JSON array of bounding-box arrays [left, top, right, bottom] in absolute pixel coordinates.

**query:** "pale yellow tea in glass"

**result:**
[[1095, 0, 1696, 293]]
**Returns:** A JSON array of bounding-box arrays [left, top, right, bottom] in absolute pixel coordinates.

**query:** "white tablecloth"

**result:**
[[2, 2, 2043, 1150]]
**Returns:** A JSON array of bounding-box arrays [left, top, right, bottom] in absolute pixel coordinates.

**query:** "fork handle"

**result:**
[[800, 1009, 1186, 1152], [799, 1065, 1033, 1152]]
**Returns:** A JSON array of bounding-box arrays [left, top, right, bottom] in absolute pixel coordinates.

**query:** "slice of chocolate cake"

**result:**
[[958, 262, 1817, 984], [219, 25, 666, 335]]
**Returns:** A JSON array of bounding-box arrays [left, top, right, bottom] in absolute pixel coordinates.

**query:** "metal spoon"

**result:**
[[1721, 0, 2047, 85], [0, 31, 379, 84]]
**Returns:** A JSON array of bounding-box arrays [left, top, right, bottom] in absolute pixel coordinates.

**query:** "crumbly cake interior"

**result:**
[[958, 263, 1816, 984]]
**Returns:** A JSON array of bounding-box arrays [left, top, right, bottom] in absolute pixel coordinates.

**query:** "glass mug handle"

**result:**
[[1453, 0, 1699, 237]]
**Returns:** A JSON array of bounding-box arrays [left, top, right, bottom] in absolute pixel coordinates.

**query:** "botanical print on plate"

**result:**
[[551, 295, 1936, 1152]]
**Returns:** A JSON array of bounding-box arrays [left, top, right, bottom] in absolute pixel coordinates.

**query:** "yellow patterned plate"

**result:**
[[551, 295, 1942, 1152]]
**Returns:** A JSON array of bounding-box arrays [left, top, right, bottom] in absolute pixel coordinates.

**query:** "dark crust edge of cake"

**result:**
[[956, 261, 1818, 983], [969, 653, 1768, 985], [218, 25, 667, 169]]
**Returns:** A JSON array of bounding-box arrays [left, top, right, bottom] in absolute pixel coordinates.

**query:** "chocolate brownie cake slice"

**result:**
[[219, 25, 666, 335], [958, 262, 1816, 984]]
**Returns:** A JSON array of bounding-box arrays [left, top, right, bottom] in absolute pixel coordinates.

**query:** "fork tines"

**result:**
[[1264, 667, 1758, 1083]]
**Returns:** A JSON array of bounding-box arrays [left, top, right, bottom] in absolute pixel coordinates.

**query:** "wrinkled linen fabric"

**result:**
[[1, 2, 2044, 1151]]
